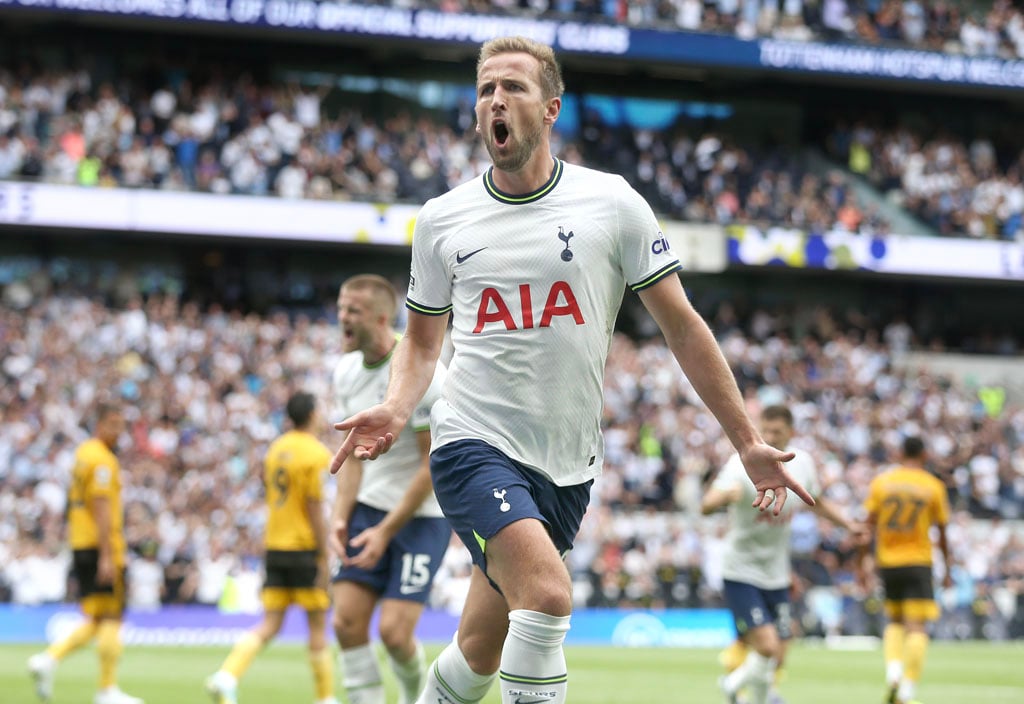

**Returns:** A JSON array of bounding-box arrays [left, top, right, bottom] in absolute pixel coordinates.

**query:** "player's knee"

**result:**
[[521, 580, 572, 617], [377, 617, 414, 654], [749, 627, 780, 659], [332, 608, 368, 646], [500, 569, 572, 616]]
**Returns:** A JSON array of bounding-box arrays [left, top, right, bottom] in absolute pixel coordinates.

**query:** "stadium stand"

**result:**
[[2, 0, 1024, 656], [1, 278, 1021, 635]]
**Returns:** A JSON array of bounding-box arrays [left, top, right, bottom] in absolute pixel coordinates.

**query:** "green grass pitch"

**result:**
[[3, 641, 1022, 704]]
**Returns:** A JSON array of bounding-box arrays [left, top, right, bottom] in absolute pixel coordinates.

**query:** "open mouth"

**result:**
[[493, 120, 509, 147]]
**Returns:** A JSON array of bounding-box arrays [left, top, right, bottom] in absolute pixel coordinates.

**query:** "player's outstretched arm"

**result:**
[[637, 275, 814, 514], [330, 310, 448, 472]]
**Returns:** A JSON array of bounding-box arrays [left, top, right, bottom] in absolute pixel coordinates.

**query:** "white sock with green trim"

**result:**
[[390, 640, 426, 704], [415, 632, 495, 704], [340, 644, 385, 704], [498, 609, 570, 704]]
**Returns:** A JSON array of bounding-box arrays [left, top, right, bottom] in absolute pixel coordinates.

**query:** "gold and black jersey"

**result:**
[[68, 438, 126, 565], [264, 430, 330, 551]]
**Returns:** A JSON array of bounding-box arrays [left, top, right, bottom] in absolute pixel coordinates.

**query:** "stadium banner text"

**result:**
[[0, 604, 735, 647], [727, 224, 1024, 281], [4, 1, 1024, 89]]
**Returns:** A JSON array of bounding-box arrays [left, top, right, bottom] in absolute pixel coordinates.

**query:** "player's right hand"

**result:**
[[329, 519, 349, 562], [330, 404, 404, 472]]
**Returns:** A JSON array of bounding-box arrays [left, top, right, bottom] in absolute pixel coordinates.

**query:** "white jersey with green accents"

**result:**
[[406, 159, 681, 486], [332, 344, 446, 517], [712, 448, 820, 589]]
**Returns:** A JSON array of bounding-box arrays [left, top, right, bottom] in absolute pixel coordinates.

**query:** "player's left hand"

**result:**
[[347, 524, 392, 570], [739, 441, 815, 515]]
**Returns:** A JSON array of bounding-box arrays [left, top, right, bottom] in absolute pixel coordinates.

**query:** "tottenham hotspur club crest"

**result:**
[[557, 226, 574, 262], [493, 488, 511, 512]]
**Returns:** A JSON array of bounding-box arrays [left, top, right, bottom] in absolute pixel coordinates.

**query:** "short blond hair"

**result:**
[[478, 36, 564, 101], [340, 274, 398, 319]]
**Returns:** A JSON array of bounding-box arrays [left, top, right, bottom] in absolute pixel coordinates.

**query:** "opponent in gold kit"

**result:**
[[206, 391, 337, 704], [28, 404, 144, 704], [862, 436, 952, 704]]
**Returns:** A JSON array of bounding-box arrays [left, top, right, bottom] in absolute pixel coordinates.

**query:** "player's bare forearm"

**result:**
[[92, 496, 113, 558], [639, 278, 813, 512], [701, 485, 739, 515], [332, 455, 363, 524], [857, 514, 877, 568], [637, 279, 758, 453], [383, 312, 447, 422], [811, 497, 853, 532], [379, 430, 434, 537], [307, 498, 329, 558], [937, 524, 952, 576]]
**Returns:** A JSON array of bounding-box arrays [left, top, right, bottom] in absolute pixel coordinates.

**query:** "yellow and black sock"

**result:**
[[96, 620, 123, 689], [47, 620, 98, 661], [221, 632, 263, 680], [309, 647, 334, 701], [904, 631, 930, 685]]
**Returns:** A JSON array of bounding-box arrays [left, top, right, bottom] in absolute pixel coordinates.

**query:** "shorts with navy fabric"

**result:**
[[333, 502, 450, 603], [723, 579, 793, 639], [429, 439, 593, 583]]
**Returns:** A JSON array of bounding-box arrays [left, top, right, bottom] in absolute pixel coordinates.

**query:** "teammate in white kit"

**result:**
[[330, 274, 449, 704], [331, 37, 815, 704], [702, 405, 861, 704]]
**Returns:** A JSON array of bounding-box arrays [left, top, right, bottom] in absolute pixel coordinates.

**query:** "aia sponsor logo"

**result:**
[[473, 281, 584, 333]]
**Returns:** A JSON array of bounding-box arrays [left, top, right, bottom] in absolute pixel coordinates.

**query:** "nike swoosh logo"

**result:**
[[514, 698, 552, 704], [399, 584, 425, 595], [456, 247, 488, 263]]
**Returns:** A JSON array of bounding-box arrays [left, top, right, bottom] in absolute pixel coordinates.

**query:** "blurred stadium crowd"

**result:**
[[1, 56, 1023, 240], [1, 279, 1022, 637], [357, 0, 1024, 56]]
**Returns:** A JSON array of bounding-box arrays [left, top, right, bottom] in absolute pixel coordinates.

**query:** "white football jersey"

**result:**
[[712, 448, 821, 590], [407, 159, 681, 486], [333, 341, 446, 517]]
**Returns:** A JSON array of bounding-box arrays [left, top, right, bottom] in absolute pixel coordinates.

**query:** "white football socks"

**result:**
[[340, 644, 385, 704], [389, 641, 426, 704], [498, 610, 570, 704], [415, 633, 496, 704], [723, 650, 776, 704]]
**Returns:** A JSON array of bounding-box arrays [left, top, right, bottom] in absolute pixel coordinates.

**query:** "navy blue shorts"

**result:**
[[429, 439, 593, 582], [723, 579, 793, 640], [333, 503, 450, 603]]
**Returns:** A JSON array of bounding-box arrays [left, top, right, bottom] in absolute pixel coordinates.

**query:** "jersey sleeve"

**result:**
[[711, 454, 744, 492], [405, 201, 453, 317], [614, 177, 682, 293], [410, 361, 447, 432], [83, 447, 115, 500]]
